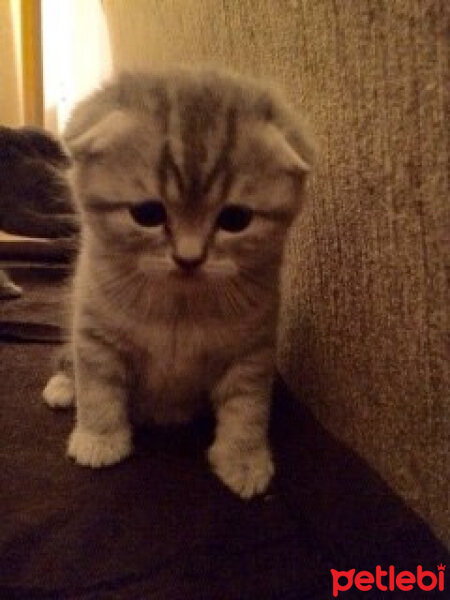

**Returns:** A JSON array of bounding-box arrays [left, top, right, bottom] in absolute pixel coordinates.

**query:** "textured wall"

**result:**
[[102, 0, 449, 541]]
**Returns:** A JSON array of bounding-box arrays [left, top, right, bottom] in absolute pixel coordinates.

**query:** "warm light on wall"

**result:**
[[1, 0, 111, 130], [20, 0, 44, 126], [0, 0, 42, 127], [41, 0, 112, 133], [9, 0, 24, 123]]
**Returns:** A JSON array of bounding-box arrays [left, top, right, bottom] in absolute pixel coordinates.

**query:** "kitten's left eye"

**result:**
[[129, 200, 167, 227], [216, 205, 253, 233]]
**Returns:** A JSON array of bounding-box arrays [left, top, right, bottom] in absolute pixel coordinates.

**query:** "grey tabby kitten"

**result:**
[[0, 126, 77, 299], [43, 68, 314, 499], [0, 125, 77, 238]]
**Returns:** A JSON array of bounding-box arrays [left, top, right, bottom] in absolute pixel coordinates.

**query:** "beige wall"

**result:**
[[102, 0, 448, 541], [0, 0, 22, 126]]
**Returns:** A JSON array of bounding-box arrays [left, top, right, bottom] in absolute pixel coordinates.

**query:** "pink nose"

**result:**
[[172, 254, 204, 271]]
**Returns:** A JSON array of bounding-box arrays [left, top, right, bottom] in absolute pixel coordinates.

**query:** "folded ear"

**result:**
[[260, 85, 318, 178], [65, 110, 137, 160], [260, 122, 313, 175]]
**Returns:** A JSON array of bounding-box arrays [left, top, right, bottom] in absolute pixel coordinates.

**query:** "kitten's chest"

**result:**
[[129, 322, 226, 424], [147, 325, 209, 387]]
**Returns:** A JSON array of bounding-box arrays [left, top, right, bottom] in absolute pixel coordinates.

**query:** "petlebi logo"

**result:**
[[330, 564, 445, 596]]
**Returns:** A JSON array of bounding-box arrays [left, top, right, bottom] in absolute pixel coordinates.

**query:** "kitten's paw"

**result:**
[[43, 372, 74, 408], [208, 442, 274, 500], [67, 426, 132, 468], [0, 280, 22, 298]]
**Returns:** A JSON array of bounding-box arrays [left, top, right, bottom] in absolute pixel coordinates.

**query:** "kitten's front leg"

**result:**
[[68, 330, 132, 468], [208, 352, 275, 499]]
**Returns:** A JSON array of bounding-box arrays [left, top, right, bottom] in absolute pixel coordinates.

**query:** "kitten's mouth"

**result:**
[[164, 258, 236, 280], [170, 267, 204, 280]]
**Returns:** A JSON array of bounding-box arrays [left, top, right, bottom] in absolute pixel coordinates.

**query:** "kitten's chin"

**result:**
[[168, 268, 204, 280], [138, 262, 237, 283], [203, 262, 237, 277]]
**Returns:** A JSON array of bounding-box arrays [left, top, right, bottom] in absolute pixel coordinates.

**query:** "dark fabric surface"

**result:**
[[0, 268, 69, 331], [0, 272, 447, 599]]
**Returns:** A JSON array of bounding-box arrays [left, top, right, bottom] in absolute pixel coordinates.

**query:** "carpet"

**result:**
[[0, 269, 447, 599]]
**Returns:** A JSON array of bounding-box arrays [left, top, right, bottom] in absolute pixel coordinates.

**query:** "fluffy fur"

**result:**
[[43, 68, 315, 498], [0, 125, 77, 238], [0, 126, 78, 299]]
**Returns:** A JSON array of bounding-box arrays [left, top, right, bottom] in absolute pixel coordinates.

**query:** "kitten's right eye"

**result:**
[[129, 200, 167, 227], [216, 205, 253, 233]]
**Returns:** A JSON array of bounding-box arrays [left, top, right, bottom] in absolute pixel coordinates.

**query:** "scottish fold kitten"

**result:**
[[43, 68, 314, 499]]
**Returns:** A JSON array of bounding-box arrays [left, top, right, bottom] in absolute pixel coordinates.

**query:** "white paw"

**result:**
[[208, 441, 274, 500], [43, 372, 75, 408], [0, 280, 22, 298], [67, 426, 132, 468]]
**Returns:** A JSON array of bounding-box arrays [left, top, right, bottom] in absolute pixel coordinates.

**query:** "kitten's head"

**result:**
[[65, 69, 315, 318]]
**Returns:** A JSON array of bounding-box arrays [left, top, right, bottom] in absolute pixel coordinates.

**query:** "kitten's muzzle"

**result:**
[[171, 232, 208, 273], [172, 253, 205, 272]]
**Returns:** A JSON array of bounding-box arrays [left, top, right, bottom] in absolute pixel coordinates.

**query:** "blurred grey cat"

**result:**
[[0, 126, 77, 299], [0, 125, 77, 238], [43, 68, 315, 499]]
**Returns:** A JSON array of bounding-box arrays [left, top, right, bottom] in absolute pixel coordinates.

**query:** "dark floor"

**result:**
[[0, 270, 447, 599]]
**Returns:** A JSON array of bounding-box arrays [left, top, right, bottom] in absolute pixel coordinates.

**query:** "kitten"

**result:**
[[43, 68, 315, 499], [0, 127, 78, 300], [0, 126, 78, 239]]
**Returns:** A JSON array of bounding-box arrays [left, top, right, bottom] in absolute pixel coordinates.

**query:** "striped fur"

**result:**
[[43, 68, 315, 498]]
